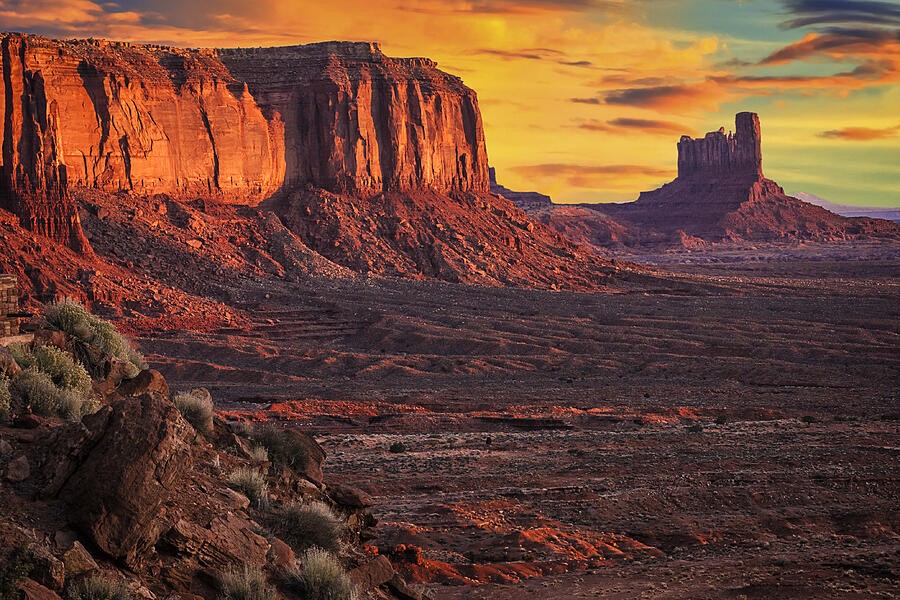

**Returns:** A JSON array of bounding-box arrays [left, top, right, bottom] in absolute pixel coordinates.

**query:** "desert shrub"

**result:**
[[67, 574, 132, 600], [32, 345, 91, 395], [10, 369, 61, 416], [714, 415, 728, 425], [174, 389, 214, 435], [285, 548, 356, 600], [227, 467, 269, 509], [276, 501, 343, 554], [245, 423, 309, 472], [0, 543, 32, 600], [44, 299, 145, 377], [0, 374, 10, 423], [58, 388, 100, 422], [800, 415, 818, 424], [248, 446, 269, 462], [685, 423, 703, 433], [7, 343, 32, 370], [219, 565, 276, 600], [389, 441, 406, 453]]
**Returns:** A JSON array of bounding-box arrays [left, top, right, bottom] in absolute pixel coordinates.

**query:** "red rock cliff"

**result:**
[[218, 41, 490, 195], [1, 34, 90, 252], [0, 34, 490, 251]]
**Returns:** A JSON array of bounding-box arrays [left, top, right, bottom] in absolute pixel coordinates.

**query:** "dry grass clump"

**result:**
[[227, 467, 269, 509], [285, 548, 357, 600], [174, 388, 214, 435], [244, 422, 310, 473], [218, 565, 276, 600], [275, 501, 343, 554], [66, 574, 132, 600], [44, 299, 145, 378], [248, 445, 269, 462]]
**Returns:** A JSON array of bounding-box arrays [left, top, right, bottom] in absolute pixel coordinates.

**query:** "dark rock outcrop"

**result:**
[[55, 393, 194, 566], [489, 167, 551, 210]]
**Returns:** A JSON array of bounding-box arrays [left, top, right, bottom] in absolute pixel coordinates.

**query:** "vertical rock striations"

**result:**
[[676, 112, 762, 180], [217, 41, 490, 195], [0, 34, 490, 257], [0, 34, 91, 253]]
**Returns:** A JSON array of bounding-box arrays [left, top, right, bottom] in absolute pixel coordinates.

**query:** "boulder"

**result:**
[[62, 541, 99, 576], [267, 536, 295, 570], [281, 428, 326, 486], [115, 369, 170, 400], [57, 393, 194, 566], [18, 580, 63, 600], [5, 454, 30, 482], [28, 545, 65, 590], [198, 513, 270, 568], [349, 555, 395, 589], [328, 482, 374, 509], [387, 574, 426, 600]]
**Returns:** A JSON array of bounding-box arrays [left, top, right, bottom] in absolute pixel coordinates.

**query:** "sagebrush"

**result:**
[[227, 467, 269, 509], [174, 388, 214, 435], [219, 565, 276, 600], [244, 423, 310, 473], [44, 299, 145, 377], [285, 548, 356, 600], [276, 501, 343, 554], [66, 574, 132, 600]]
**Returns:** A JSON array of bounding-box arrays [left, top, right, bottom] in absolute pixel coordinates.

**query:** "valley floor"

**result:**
[[137, 251, 899, 598]]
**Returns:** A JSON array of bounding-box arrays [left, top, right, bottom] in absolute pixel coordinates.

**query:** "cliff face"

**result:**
[[0, 33, 490, 253], [676, 112, 762, 181], [3, 34, 285, 201], [218, 42, 489, 195], [0, 34, 90, 252]]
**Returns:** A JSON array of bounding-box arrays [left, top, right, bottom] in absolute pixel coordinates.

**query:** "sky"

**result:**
[[0, 0, 898, 206]]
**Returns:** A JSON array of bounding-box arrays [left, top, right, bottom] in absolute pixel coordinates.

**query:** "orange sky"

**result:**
[[1, 0, 898, 206]]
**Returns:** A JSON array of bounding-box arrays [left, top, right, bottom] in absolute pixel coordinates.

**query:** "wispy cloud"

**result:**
[[510, 163, 673, 188], [820, 124, 900, 140]]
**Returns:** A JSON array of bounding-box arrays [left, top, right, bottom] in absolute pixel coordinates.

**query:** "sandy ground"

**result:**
[[138, 250, 899, 598]]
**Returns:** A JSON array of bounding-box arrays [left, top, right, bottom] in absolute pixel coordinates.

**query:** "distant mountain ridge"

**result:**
[[794, 193, 900, 222]]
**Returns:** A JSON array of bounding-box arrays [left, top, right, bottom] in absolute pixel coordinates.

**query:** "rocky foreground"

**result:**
[[0, 305, 424, 599]]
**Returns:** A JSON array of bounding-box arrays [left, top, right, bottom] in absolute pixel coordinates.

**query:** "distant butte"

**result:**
[[501, 112, 900, 250]]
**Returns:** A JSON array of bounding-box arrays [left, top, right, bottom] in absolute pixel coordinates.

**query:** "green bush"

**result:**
[[0, 543, 32, 600], [174, 389, 214, 435], [32, 345, 91, 395], [245, 423, 310, 473], [285, 548, 356, 600], [44, 299, 146, 377], [58, 388, 100, 422], [0, 374, 10, 424], [227, 467, 269, 509], [67, 575, 132, 600], [276, 501, 343, 554], [219, 565, 276, 600], [10, 369, 61, 416]]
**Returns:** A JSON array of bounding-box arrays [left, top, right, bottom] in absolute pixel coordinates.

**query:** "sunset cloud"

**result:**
[[0, 0, 896, 205], [820, 124, 900, 140], [510, 163, 673, 189], [579, 118, 693, 135]]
